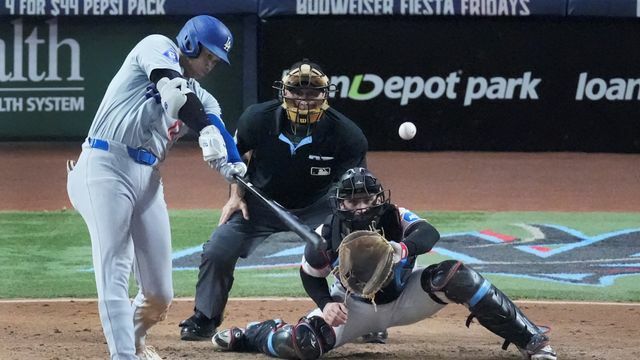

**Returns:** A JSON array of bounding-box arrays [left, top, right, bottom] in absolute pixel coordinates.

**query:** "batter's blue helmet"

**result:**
[[177, 15, 233, 64]]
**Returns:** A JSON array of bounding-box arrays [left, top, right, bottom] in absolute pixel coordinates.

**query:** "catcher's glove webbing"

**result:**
[[335, 230, 395, 310]]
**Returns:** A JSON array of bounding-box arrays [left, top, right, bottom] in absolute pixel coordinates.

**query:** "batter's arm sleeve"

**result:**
[[300, 267, 334, 310], [149, 68, 180, 84], [149, 68, 209, 132], [207, 114, 242, 163], [150, 69, 241, 163], [402, 221, 440, 256]]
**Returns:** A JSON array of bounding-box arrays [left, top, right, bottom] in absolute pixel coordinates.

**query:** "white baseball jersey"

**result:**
[[88, 34, 222, 161], [67, 34, 225, 359]]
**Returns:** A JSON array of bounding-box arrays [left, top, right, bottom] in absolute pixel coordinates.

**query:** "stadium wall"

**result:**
[[1, 0, 639, 152]]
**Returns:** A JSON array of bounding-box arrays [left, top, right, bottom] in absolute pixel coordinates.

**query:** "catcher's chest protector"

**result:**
[[331, 205, 403, 249]]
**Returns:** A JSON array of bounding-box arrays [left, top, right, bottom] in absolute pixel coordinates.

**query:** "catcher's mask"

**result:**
[[273, 59, 335, 127], [333, 167, 390, 229]]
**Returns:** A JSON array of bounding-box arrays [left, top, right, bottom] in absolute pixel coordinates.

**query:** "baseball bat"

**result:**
[[234, 175, 327, 251]]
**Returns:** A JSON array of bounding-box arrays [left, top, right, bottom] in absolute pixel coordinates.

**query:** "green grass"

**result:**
[[0, 209, 217, 298], [1, 210, 639, 301]]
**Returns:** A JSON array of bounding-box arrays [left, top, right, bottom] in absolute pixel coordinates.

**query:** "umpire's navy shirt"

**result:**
[[236, 99, 368, 209]]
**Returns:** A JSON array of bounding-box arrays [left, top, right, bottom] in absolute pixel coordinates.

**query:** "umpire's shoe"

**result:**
[[179, 311, 217, 341], [362, 329, 388, 344]]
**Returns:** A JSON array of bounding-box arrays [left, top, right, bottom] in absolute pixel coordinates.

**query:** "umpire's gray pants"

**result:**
[[308, 268, 446, 347], [194, 193, 331, 324]]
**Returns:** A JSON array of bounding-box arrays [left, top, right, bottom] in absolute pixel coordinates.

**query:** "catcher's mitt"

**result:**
[[336, 230, 395, 304]]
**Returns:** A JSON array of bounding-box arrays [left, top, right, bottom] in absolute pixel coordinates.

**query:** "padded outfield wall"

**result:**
[[1, 0, 639, 152]]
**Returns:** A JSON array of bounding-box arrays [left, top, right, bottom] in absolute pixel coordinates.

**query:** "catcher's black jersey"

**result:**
[[302, 204, 438, 306], [236, 100, 367, 209]]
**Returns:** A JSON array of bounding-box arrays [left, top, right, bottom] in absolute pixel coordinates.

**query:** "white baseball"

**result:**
[[398, 122, 417, 140]]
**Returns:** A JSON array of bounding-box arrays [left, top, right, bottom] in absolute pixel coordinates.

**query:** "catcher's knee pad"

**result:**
[[254, 316, 335, 360], [421, 261, 546, 350], [298, 316, 336, 354], [467, 284, 546, 350], [421, 260, 489, 306]]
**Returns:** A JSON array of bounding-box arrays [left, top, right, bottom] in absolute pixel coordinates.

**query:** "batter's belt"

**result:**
[[87, 138, 158, 166]]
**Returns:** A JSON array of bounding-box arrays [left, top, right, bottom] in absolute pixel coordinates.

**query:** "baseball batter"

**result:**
[[66, 15, 246, 360], [210, 168, 557, 360]]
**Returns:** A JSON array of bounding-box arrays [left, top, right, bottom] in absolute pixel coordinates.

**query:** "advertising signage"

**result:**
[[259, 0, 566, 17], [0, 16, 245, 139], [260, 17, 640, 152], [0, 0, 257, 16]]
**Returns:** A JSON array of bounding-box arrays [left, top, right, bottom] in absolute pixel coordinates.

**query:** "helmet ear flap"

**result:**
[[177, 28, 200, 58]]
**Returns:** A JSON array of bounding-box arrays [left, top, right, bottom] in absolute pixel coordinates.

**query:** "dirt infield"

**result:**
[[1, 299, 639, 360], [1, 142, 640, 359]]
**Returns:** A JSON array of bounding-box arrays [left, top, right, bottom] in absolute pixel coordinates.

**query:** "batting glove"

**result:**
[[219, 162, 248, 183]]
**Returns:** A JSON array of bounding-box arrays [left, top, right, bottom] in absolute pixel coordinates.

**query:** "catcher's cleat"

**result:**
[[362, 330, 388, 344], [211, 327, 247, 351], [136, 345, 162, 360], [179, 317, 216, 341], [517, 334, 557, 360], [519, 344, 557, 360]]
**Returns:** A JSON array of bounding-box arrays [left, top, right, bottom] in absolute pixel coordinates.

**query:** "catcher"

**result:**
[[210, 167, 557, 360]]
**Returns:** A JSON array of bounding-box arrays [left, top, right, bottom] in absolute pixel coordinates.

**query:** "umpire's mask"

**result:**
[[273, 59, 334, 127]]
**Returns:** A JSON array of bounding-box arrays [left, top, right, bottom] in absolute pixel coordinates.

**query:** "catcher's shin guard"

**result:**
[[421, 260, 548, 351], [243, 316, 336, 360]]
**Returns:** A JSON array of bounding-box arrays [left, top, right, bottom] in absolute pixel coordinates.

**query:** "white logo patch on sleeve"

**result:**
[[403, 211, 420, 222], [162, 49, 179, 63], [399, 207, 423, 226]]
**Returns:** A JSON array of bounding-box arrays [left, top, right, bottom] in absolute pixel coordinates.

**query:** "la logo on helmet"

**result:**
[[223, 37, 231, 52]]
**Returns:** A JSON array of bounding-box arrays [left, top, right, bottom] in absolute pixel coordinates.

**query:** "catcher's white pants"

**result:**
[[308, 268, 445, 347], [67, 141, 173, 359]]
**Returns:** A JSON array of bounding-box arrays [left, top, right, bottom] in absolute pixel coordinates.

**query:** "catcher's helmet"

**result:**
[[273, 59, 334, 126], [333, 168, 390, 228], [177, 15, 233, 64]]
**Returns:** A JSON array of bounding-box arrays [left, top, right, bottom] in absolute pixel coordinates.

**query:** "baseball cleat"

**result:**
[[179, 317, 216, 341], [362, 329, 388, 344], [518, 333, 557, 360], [520, 344, 557, 360], [211, 327, 246, 351]]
